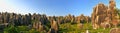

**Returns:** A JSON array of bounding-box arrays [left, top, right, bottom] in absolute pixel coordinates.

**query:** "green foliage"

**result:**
[[16, 26, 29, 32], [4, 25, 18, 33], [59, 22, 111, 33], [4, 25, 40, 33], [115, 8, 120, 15], [44, 21, 51, 31], [28, 29, 39, 33], [3, 21, 113, 33]]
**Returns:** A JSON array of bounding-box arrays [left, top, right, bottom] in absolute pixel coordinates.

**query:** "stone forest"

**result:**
[[0, 0, 120, 33]]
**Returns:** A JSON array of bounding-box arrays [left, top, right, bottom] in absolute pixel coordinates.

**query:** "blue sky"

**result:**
[[0, 0, 120, 16]]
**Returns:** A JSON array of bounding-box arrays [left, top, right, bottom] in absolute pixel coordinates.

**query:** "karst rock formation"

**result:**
[[92, 0, 119, 29]]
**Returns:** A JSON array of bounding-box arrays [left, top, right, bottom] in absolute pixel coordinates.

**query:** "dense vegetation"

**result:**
[[3, 22, 112, 33], [59, 22, 111, 33]]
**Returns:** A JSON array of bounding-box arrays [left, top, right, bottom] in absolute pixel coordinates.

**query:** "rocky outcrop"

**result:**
[[92, 0, 118, 29], [33, 21, 46, 32], [109, 28, 120, 33], [50, 20, 59, 33], [76, 14, 91, 24]]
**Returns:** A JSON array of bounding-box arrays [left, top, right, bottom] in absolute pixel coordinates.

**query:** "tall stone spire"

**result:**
[[92, 0, 117, 29], [109, 0, 116, 9]]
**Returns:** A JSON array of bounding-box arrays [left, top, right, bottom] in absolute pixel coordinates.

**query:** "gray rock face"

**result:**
[[0, 23, 8, 32]]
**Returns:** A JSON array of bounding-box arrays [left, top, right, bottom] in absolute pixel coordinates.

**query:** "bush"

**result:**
[[4, 25, 18, 33], [28, 29, 39, 33]]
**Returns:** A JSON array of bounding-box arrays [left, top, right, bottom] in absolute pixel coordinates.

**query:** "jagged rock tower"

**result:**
[[92, 0, 118, 29]]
